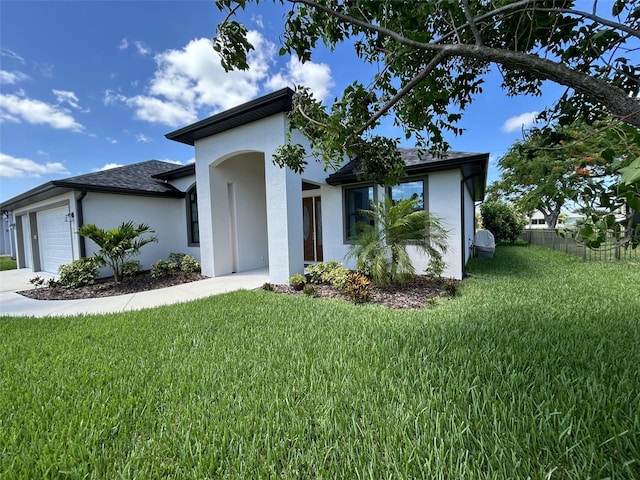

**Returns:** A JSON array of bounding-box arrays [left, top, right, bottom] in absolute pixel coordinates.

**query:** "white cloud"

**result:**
[[502, 111, 539, 133], [0, 70, 30, 84], [105, 33, 334, 127], [119, 38, 129, 50], [252, 15, 264, 28], [104, 34, 277, 127], [106, 137, 118, 144], [96, 163, 124, 171], [156, 158, 184, 165], [0, 152, 69, 178], [134, 41, 152, 56], [135, 133, 151, 143], [1, 49, 25, 65], [52, 89, 82, 110], [266, 55, 334, 101], [0, 92, 84, 131]]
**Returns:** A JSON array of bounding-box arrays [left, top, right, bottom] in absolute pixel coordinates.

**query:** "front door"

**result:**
[[303, 196, 323, 262]]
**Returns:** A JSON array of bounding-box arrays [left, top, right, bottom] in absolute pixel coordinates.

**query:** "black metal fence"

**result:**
[[520, 228, 639, 261]]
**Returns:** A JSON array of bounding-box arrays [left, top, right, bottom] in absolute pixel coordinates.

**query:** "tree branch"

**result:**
[[296, 104, 327, 128], [461, 0, 483, 46], [537, 7, 640, 40], [353, 51, 448, 138], [289, 0, 640, 128]]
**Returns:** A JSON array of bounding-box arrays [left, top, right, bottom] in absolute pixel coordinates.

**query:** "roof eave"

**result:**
[[165, 87, 295, 146], [326, 153, 489, 188], [152, 163, 196, 180], [0, 182, 68, 211], [53, 182, 185, 198]]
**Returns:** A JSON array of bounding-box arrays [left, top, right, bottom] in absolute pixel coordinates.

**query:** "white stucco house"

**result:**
[[165, 88, 488, 282], [0, 160, 199, 275], [1, 88, 488, 282]]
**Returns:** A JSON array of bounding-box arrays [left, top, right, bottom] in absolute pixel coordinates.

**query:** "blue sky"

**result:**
[[1, 0, 572, 203]]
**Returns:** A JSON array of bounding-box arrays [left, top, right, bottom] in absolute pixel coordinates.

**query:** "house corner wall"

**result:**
[[428, 170, 463, 279]]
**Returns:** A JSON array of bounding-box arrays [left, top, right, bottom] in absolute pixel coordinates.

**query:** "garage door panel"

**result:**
[[37, 206, 73, 274]]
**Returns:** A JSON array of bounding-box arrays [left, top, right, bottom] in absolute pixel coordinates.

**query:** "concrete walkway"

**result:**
[[0, 268, 269, 318]]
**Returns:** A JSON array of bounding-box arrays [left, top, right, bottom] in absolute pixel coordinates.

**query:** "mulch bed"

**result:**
[[271, 275, 457, 309], [19, 271, 457, 309], [18, 271, 206, 301]]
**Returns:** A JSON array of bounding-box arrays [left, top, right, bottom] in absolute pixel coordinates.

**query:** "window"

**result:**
[[187, 185, 199, 245], [389, 179, 425, 210], [344, 185, 375, 240]]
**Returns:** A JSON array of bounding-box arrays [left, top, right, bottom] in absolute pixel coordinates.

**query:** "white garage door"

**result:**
[[37, 206, 73, 274]]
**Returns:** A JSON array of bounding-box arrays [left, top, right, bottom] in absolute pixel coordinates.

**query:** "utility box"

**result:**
[[474, 229, 495, 258]]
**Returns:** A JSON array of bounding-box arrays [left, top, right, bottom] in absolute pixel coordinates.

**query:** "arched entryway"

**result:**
[[209, 151, 269, 276]]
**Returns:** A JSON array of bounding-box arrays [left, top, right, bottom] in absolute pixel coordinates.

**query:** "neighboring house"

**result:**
[[0, 161, 199, 275], [2, 87, 488, 281], [166, 87, 488, 282], [526, 210, 585, 229]]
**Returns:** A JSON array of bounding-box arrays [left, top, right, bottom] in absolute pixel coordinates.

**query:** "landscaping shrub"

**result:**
[[28, 276, 45, 289], [443, 277, 458, 296], [303, 284, 317, 297], [345, 272, 372, 303], [346, 197, 448, 286], [288, 273, 306, 291], [425, 256, 446, 278], [306, 261, 349, 290], [480, 201, 526, 243], [180, 255, 200, 278], [122, 260, 141, 277], [168, 252, 187, 265], [78, 221, 157, 283], [58, 259, 99, 288], [150, 259, 178, 278]]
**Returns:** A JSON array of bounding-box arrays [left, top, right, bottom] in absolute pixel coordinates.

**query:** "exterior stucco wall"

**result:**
[[463, 183, 476, 265], [81, 192, 197, 275], [193, 114, 321, 284], [321, 171, 467, 280], [428, 170, 463, 279]]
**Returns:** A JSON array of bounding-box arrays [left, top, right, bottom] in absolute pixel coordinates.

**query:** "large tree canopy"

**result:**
[[488, 119, 640, 228], [214, 0, 640, 185]]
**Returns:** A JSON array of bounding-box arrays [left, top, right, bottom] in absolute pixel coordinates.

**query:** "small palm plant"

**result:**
[[78, 221, 158, 283], [346, 197, 448, 286]]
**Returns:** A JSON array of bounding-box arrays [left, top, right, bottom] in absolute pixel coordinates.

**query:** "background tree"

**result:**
[[480, 201, 527, 244], [345, 197, 448, 286], [215, 0, 640, 185], [488, 119, 640, 228], [78, 222, 158, 283]]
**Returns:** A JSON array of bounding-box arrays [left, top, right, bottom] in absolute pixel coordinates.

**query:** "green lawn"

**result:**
[[1, 246, 638, 479], [0, 256, 16, 271]]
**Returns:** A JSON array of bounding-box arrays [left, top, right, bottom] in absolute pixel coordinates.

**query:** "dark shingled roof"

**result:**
[[1, 160, 185, 211], [153, 163, 196, 180], [326, 148, 489, 201]]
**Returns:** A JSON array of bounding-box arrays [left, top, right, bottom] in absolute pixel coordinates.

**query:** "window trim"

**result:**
[[342, 183, 376, 244], [186, 183, 199, 246], [387, 176, 428, 211]]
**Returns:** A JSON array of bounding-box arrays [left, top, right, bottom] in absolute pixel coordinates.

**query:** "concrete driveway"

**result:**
[[0, 268, 269, 318]]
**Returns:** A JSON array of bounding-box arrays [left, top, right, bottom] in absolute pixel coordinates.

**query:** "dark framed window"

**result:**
[[344, 185, 375, 240], [389, 179, 425, 210], [187, 184, 199, 245]]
